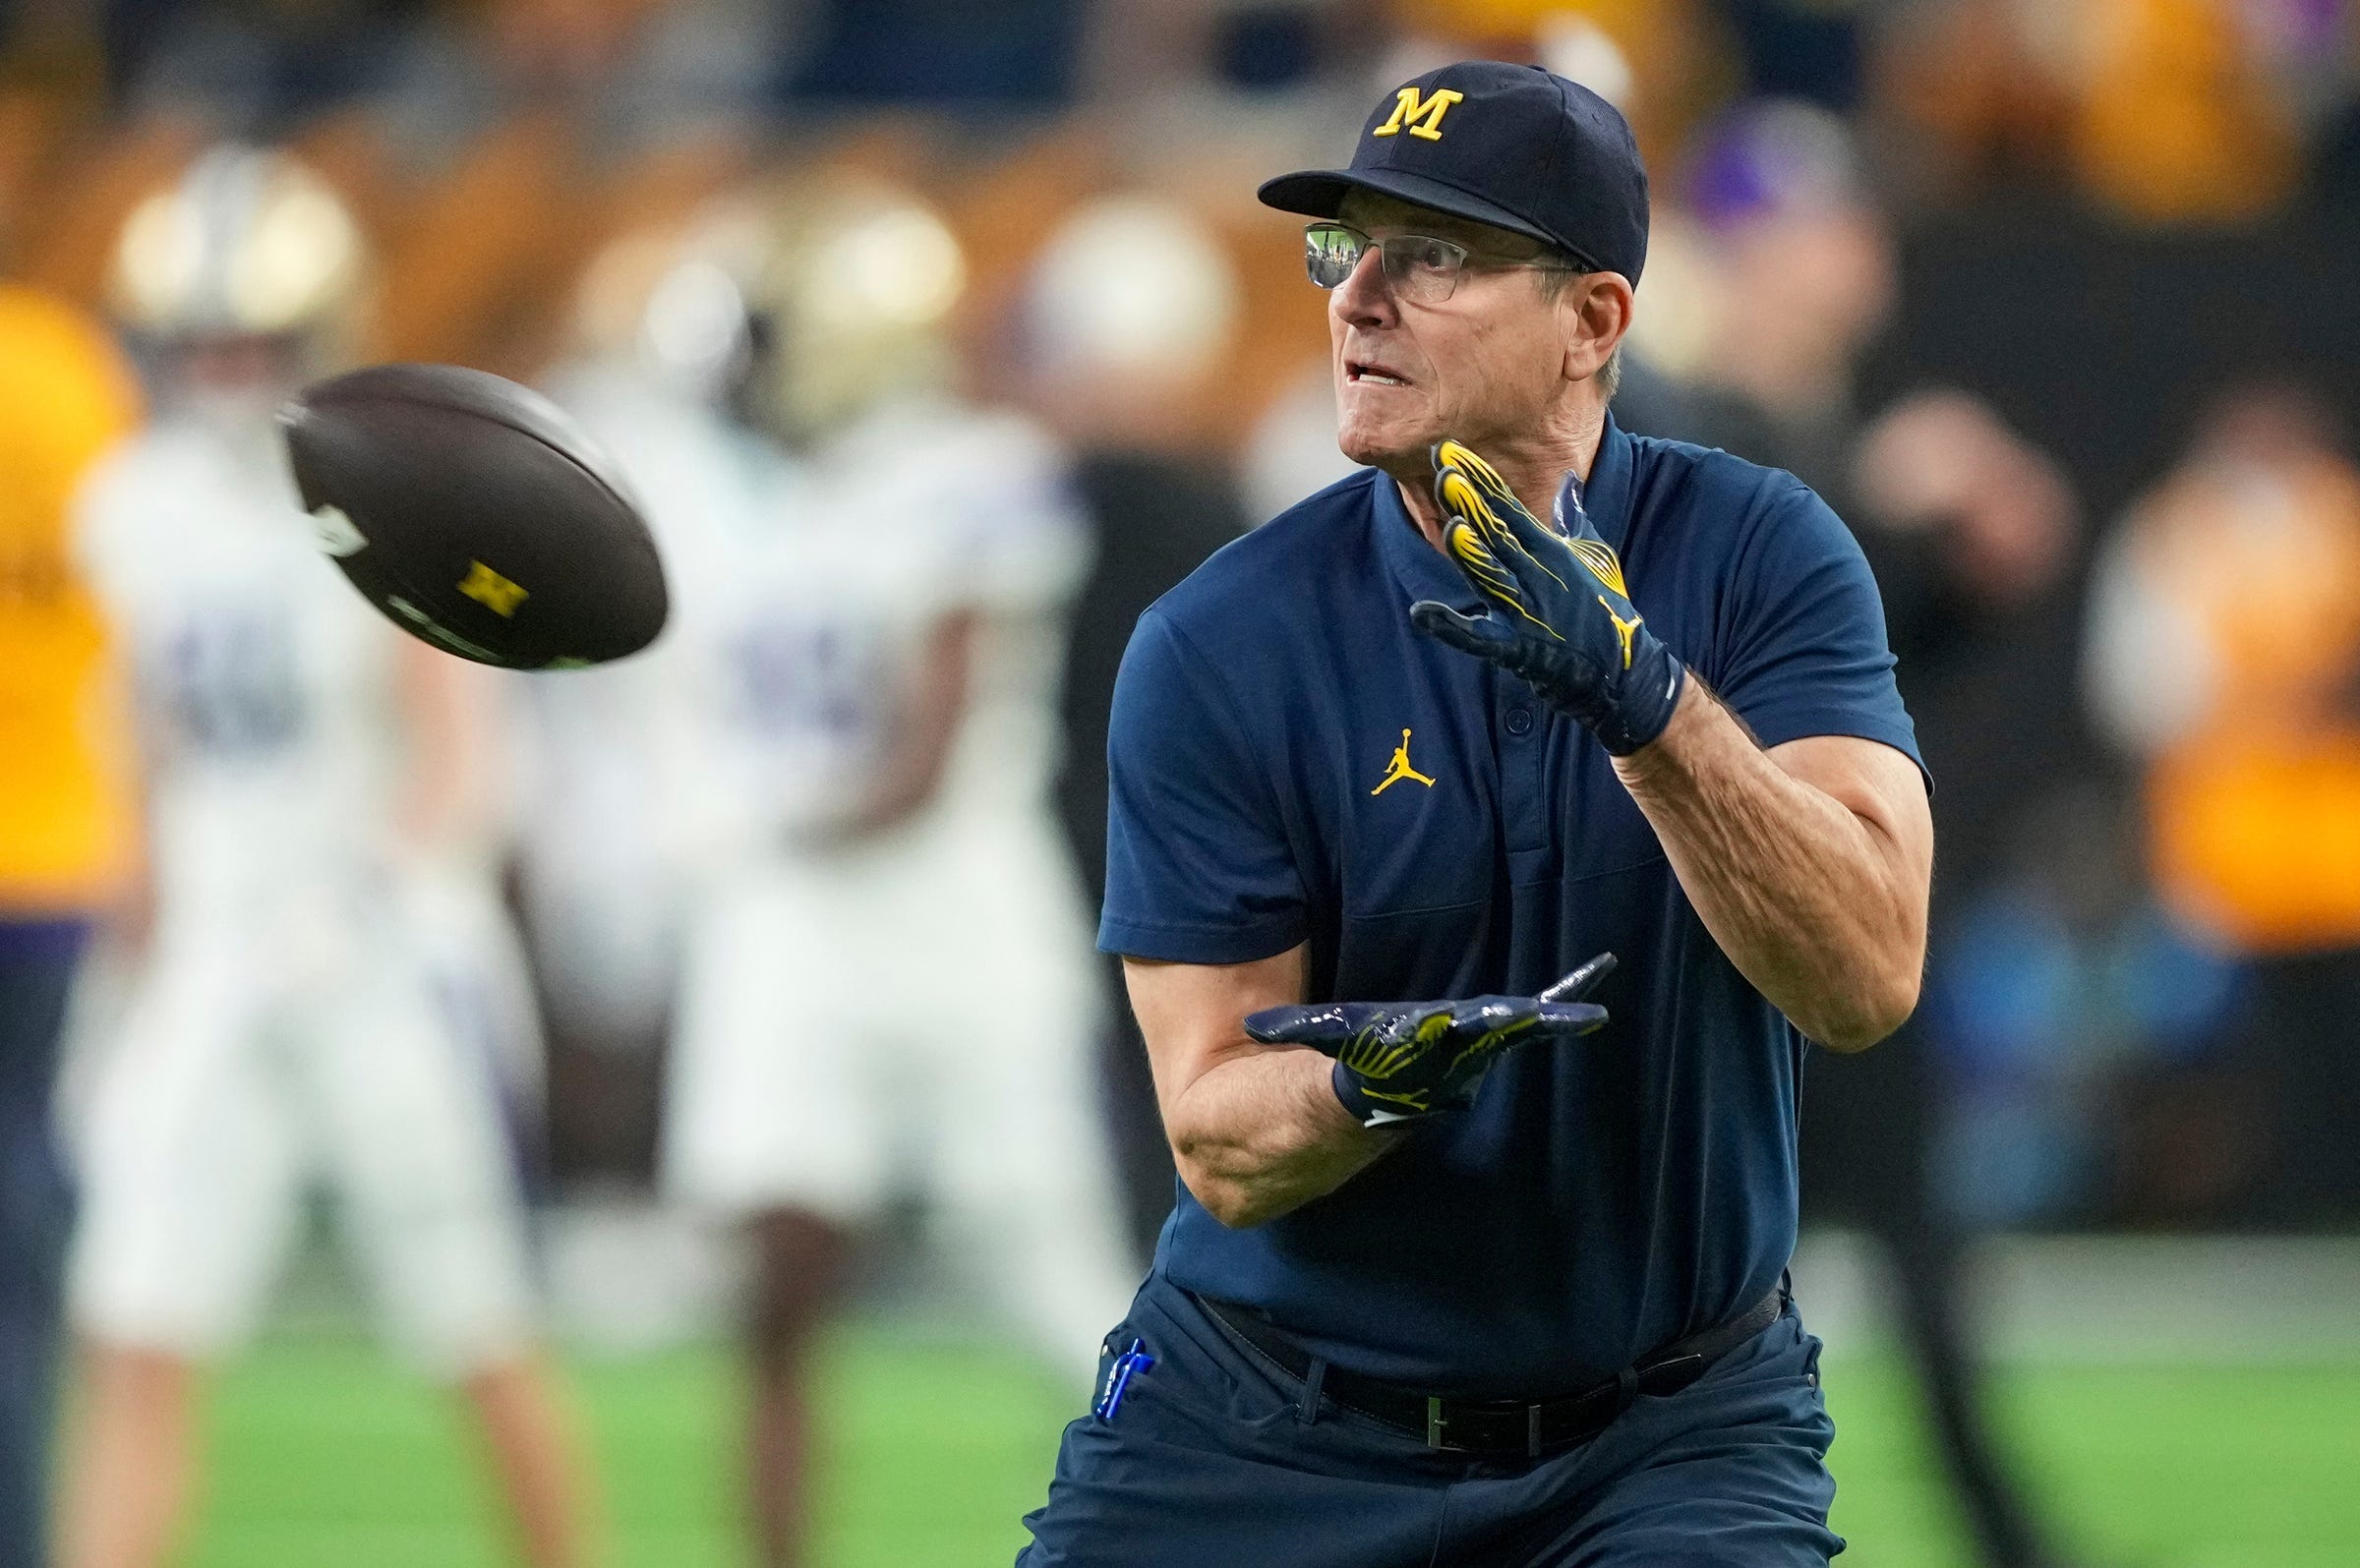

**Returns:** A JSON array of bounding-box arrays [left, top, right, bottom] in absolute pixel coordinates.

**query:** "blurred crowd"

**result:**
[[8, 2, 2360, 1566]]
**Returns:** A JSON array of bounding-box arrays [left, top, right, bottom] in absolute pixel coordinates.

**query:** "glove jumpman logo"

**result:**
[[1409, 439, 1685, 755]]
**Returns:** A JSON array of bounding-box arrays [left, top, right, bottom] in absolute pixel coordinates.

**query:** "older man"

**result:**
[[1018, 61, 1931, 1566]]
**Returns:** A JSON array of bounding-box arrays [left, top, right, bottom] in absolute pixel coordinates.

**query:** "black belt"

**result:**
[[1195, 1287, 1786, 1458]]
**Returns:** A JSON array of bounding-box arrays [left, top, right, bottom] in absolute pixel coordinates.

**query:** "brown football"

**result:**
[[278, 362, 667, 668]]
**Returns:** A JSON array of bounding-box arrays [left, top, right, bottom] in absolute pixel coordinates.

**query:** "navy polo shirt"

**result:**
[[1099, 415, 1924, 1397]]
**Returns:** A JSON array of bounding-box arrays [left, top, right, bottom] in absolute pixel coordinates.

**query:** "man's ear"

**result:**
[[1561, 271, 1634, 383]]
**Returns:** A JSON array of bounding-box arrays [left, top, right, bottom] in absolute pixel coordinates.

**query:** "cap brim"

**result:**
[[1257, 167, 1581, 262]]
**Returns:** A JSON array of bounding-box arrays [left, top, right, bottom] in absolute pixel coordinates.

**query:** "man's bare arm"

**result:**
[[1126, 945, 1397, 1229], [1613, 682, 1932, 1051]]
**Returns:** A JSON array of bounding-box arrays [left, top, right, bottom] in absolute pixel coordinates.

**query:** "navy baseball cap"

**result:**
[[1259, 60, 1649, 283]]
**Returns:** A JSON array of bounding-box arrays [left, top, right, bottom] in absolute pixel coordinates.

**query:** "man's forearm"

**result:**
[[1612, 681, 1925, 1050], [1165, 1046, 1396, 1228]]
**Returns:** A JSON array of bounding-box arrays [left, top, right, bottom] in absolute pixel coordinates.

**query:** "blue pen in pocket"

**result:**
[[1093, 1338, 1154, 1421]]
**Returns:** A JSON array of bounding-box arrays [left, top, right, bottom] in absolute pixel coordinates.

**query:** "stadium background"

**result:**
[[4, 0, 2360, 1563]]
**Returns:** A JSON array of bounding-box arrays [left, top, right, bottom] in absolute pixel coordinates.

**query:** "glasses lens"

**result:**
[[1380, 235, 1466, 302], [1305, 224, 1365, 288]]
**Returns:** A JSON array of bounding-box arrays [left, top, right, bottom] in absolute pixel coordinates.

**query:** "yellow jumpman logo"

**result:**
[[1602, 600, 1643, 669], [1372, 728, 1438, 795]]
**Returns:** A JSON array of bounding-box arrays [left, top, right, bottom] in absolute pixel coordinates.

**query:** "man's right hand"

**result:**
[[1410, 440, 1685, 756], [1244, 955, 1615, 1127]]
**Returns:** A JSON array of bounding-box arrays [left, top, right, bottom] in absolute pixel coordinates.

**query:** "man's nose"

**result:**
[[1331, 244, 1396, 327]]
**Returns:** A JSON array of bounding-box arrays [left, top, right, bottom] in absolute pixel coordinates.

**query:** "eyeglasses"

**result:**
[[1303, 221, 1572, 304]]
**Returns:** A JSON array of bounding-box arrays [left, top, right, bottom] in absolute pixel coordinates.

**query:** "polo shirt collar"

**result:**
[[1564, 412, 1635, 552], [1374, 413, 1637, 609], [1373, 465, 1476, 611]]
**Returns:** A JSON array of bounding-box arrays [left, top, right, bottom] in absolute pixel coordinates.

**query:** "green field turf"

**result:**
[[175, 1332, 2360, 1568]]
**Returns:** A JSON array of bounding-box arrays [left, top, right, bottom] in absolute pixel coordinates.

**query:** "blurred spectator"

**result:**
[[1017, 193, 1253, 1260], [482, 0, 689, 92], [606, 171, 1135, 1568], [2068, 0, 2301, 224], [1865, 0, 2080, 203], [0, 280, 140, 1568], [2085, 382, 2360, 1219], [1853, 390, 2091, 887], [100, 0, 432, 120], [1852, 399, 2191, 1237], [1871, 0, 2323, 221], [1717, 0, 1866, 110], [1924, 784, 2245, 1229], [1622, 99, 2092, 1568], [784, 0, 1083, 106], [1663, 98, 1895, 494], [91, 0, 714, 120], [49, 144, 599, 1568]]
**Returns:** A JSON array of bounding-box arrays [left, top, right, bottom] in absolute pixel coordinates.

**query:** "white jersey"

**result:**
[[677, 395, 1089, 856], [76, 415, 407, 936], [656, 397, 1132, 1376], [65, 410, 538, 1371], [519, 367, 797, 1028]]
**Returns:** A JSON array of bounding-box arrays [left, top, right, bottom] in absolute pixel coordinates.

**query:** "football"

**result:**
[[278, 362, 667, 668]]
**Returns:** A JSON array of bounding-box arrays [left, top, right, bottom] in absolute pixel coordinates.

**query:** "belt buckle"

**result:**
[[1426, 1396, 1549, 1457]]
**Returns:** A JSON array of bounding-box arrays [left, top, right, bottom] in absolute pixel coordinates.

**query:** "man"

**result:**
[[0, 282, 142, 1568], [1019, 61, 1931, 1566], [53, 145, 598, 1568]]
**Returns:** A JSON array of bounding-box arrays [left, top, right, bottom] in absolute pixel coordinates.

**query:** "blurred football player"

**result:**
[[518, 199, 780, 1170], [50, 146, 599, 1568], [569, 174, 1136, 1568]]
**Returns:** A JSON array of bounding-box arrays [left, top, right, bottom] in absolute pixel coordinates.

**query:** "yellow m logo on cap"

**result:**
[[1372, 87, 1464, 142]]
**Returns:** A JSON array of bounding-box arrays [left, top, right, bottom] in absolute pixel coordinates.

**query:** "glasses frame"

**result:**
[[1303, 221, 1578, 304]]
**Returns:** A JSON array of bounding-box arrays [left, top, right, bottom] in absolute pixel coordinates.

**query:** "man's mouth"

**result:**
[[1347, 360, 1409, 388]]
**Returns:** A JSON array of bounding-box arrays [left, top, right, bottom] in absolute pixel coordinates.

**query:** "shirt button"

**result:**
[[1504, 706, 1534, 736]]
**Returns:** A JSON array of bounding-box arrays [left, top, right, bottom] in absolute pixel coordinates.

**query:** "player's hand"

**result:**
[[1409, 439, 1686, 755], [1243, 954, 1616, 1127]]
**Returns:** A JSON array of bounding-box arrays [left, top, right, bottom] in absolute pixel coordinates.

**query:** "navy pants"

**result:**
[[1019, 1272, 1842, 1567], [0, 923, 87, 1568]]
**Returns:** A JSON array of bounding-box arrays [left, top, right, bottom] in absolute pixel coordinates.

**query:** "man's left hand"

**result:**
[[1411, 439, 1685, 755], [1243, 955, 1615, 1127]]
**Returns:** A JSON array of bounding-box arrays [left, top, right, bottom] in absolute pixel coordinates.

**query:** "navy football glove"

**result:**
[[1244, 955, 1616, 1128], [1411, 439, 1686, 755]]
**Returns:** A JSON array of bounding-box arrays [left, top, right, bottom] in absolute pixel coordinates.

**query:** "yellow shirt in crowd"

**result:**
[[2134, 442, 2360, 955], [0, 284, 141, 915]]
